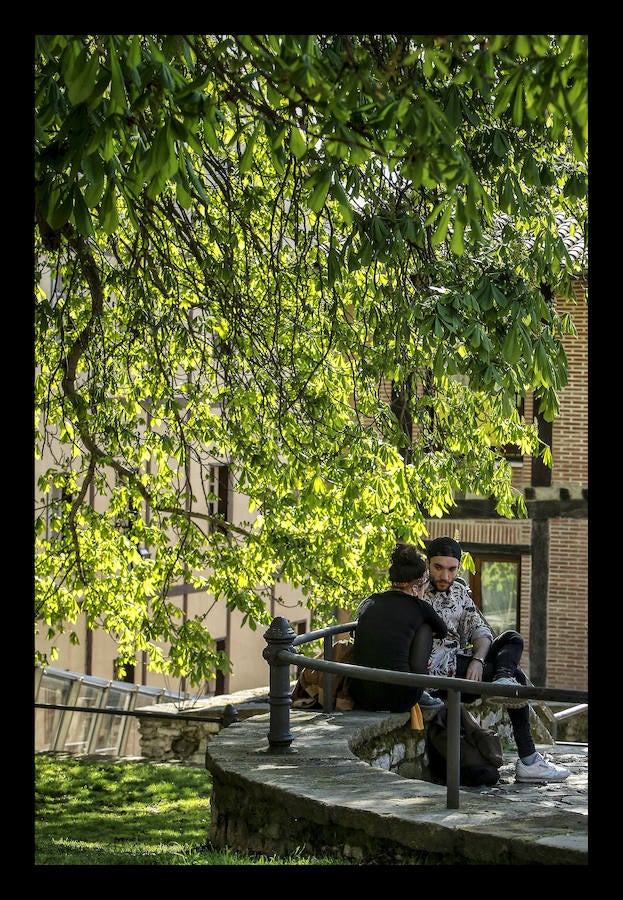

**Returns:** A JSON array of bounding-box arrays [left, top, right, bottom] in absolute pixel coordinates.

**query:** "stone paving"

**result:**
[[460, 743, 588, 817]]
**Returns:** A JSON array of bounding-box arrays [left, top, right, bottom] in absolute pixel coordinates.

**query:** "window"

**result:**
[[531, 401, 553, 487], [207, 465, 230, 533], [461, 554, 520, 635], [114, 660, 135, 684], [214, 639, 226, 695], [501, 396, 525, 462]]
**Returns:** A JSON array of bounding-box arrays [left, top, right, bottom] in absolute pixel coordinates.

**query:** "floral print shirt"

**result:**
[[424, 579, 493, 678]]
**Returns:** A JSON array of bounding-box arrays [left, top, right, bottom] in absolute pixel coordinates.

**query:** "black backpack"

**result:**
[[426, 706, 504, 787]]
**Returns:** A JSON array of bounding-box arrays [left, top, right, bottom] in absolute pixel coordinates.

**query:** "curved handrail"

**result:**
[[263, 616, 588, 810]]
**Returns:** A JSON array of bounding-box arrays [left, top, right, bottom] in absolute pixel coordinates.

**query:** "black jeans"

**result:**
[[451, 631, 535, 759]]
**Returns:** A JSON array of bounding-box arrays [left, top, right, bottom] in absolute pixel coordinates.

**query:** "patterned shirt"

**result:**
[[424, 579, 493, 678]]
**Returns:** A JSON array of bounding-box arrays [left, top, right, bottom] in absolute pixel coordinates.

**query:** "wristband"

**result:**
[[472, 657, 485, 665]]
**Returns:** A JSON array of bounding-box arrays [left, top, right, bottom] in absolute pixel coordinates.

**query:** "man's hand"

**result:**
[[465, 659, 484, 682], [464, 638, 491, 681]]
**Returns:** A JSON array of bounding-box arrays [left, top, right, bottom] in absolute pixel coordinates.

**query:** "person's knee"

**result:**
[[498, 629, 524, 649]]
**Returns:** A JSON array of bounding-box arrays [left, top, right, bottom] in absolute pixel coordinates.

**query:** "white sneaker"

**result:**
[[489, 675, 529, 708], [515, 752, 571, 783]]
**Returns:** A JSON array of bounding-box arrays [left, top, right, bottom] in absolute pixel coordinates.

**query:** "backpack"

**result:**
[[426, 706, 504, 786], [291, 640, 355, 711]]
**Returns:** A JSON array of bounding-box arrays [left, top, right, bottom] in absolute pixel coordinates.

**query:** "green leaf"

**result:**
[[108, 37, 127, 113], [240, 126, 259, 174], [102, 128, 116, 162], [175, 178, 192, 209], [502, 328, 521, 365], [450, 218, 465, 256], [331, 181, 353, 225], [289, 127, 307, 159], [512, 82, 524, 127], [66, 49, 101, 105], [82, 154, 106, 207], [445, 86, 462, 130], [72, 187, 95, 236], [307, 171, 332, 213], [203, 116, 219, 150], [100, 182, 119, 234], [431, 202, 454, 247], [432, 346, 446, 379], [127, 34, 142, 69], [521, 154, 541, 187], [491, 284, 509, 308], [492, 129, 510, 158], [48, 191, 73, 230]]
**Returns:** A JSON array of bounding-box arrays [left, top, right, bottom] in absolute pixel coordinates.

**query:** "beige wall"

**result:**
[[35, 585, 308, 696]]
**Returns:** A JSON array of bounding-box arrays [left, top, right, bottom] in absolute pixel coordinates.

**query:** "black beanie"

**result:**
[[426, 537, 462, 560]]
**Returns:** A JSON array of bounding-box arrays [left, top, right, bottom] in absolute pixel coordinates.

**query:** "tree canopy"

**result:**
[[34, 34, 588, 683]]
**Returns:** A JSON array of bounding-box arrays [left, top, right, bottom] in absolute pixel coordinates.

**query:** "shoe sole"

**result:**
[[516, 775, 570, 783]]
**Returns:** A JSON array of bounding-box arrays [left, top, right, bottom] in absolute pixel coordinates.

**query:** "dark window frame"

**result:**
[[500, 396, 525, 462], [215, 638, 226, 695], [464, 552, 521, 635], [207, 464, 230, 533]]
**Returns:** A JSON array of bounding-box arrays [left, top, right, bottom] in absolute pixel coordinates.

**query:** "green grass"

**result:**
[[34, 754, 374, 866]]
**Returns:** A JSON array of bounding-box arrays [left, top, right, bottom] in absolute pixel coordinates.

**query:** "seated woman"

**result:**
[[349, 543, 448, 712]]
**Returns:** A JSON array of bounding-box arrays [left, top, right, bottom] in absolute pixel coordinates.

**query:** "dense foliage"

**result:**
[[34, 35, 588, 683]]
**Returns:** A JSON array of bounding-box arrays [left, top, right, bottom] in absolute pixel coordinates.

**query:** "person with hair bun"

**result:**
[[349, 543, 448, 712]]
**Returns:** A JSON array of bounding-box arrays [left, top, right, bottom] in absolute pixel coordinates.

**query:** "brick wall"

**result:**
[[546, 518, 588, 691], [552, 283, 589, 486]]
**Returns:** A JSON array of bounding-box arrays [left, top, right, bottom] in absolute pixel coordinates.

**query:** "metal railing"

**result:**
[[34, 665, 225, 757], [262, 616, 589, 810], [547, 702, 589, 743]]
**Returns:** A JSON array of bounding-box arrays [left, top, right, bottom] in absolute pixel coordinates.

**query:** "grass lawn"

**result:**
[[34, 754, 366, 866]]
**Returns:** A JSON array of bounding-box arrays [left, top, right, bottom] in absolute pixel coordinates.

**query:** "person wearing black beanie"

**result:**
[[423, 536, 570, 784], [426, 536, 462, 561]]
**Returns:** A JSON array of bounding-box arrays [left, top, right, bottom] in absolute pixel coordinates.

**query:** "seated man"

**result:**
[[423, 536, 570, 783]]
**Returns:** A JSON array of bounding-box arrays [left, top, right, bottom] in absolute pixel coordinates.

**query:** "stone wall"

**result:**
[[135, 690, 556, 772], [350, 699, 554, 781], [137, 713, 222, 767], [135, 686, 272, 767]]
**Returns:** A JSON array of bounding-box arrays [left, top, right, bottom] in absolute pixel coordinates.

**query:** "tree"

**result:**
[[34, 34, 588, 683]]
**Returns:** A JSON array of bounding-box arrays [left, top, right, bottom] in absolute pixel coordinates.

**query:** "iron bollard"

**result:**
[[222, 704, 238, 727], [263, 616, 297, 753]]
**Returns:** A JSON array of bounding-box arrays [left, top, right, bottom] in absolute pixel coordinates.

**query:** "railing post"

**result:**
[[446, 687, 461, 809], [322, 634, 334, 712], [263, 616, 297, 753]]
